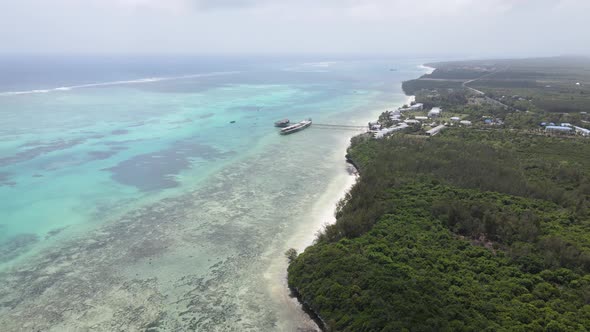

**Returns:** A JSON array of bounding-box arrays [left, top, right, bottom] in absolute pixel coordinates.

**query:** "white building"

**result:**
[[426, 124, 446, 136], [368, 121, 381, 130], [389, 110, 401, 120], [428, 107, 442, 117], [460, 120, 472, 126], [404, 119, 421, 125], [450, 117, 461, 122], [545, 126, 574, 134], [375, 123, 409, 139], [410, 103, 424, 111], [415, 116, 429, 121], [574, 126, 590, 136]]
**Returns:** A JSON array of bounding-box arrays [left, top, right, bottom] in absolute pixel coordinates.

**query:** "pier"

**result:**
[[311, 123, 368, 131]]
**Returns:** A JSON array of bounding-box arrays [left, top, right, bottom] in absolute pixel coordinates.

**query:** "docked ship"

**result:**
[[280, 118, 312, 135], [274, 119, 290, 127]]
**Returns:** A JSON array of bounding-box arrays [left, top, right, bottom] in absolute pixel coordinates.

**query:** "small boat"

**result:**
[[274, 119, 290, 127], [280, 118, 312, 135]]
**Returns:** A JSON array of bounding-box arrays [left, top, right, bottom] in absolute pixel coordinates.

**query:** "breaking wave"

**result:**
[[0, 71, 240, 97]]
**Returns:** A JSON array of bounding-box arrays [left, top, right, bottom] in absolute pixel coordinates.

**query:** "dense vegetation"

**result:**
[[403, 57, 590, 116], [288, 129, 590, 331]]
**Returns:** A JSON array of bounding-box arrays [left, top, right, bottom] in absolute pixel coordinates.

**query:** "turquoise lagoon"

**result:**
[[0, 56, 427, 331]]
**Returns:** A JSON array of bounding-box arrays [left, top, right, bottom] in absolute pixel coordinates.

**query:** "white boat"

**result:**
[[280, 118, 312, 135]]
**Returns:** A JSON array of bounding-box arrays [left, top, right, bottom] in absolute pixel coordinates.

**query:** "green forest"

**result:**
[[288, 129, 590, 331], [402, 57, 590, 115]]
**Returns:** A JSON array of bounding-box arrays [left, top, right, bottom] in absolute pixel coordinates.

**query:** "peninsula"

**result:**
[[287, 56, 590, 331]]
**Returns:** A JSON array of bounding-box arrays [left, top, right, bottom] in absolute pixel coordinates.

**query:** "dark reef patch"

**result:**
[[45, 227, 68, 239], [0, 233, 39, 263], [88, 150, 118, 161], [105, 140, 234, 191], [3, 138, 88, 167], [111, 129, 129, 135], [169, 118, 194, 124], [199, 113, 215, 119], [103, 139, 143, 147], [0, 172, 16, 187], [128, 122, 146, 128]]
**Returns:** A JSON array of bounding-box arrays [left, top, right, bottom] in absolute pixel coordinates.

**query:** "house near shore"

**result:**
[[368, 121, 381, 130], [428, 107, 442, 118], [426, 124, 446, 136], [389, 110, 402, 122], [574, 126, 590, 136], [374, 123, 409, 139], [545, 125, 574, 135], [410, 103, 424, 111], [404, 119, 421, 125], [483, 117, 504, 125]]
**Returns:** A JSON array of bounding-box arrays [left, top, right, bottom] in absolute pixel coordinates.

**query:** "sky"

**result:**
[[1, 0, 589, 56]]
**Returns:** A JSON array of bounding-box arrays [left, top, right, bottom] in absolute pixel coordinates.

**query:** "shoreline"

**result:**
[[284, 66, 431, 330], [418, 64, 436, 74], [286, 70, 428, 252], [267, 133, 358, 331]]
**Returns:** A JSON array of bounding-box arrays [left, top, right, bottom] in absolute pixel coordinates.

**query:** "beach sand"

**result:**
[[265, 133, 357, 331], [419, 64, 436, 74], [267, 89, 425, 331]]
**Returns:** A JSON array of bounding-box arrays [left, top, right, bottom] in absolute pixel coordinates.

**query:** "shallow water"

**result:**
[[0, 56, 427, 331]]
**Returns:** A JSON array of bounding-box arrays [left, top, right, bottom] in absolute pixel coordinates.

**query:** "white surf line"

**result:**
[[418, 64, 436, 74], [0, 71, 241, 97]]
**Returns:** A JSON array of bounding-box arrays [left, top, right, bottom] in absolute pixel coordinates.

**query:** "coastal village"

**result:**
[[368, 103, 469, 138], [367, 100, 590, 139]]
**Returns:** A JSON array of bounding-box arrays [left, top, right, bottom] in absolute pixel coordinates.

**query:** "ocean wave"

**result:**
[[281, 68, 330, 73], [303, 61, 339, 68], [418, 65, 435, 74], [281, 61, 339, 73], [0, 71, 240, 97]]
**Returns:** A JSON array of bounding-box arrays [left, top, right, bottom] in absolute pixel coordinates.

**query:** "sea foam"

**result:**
[[0, 71, 240, 97]]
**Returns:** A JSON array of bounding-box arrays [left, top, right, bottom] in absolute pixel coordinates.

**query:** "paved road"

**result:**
[[462, 67, 518, 111]]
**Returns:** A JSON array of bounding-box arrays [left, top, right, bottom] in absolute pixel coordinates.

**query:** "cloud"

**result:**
[[0, 0, 588, 55], [106, 0, 515, 15]]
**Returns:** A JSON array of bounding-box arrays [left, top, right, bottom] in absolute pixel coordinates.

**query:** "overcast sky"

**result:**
[[1, 0, 588, 56]]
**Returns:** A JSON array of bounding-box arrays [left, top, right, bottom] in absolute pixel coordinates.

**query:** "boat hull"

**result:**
[[280, 120, 312, 135]]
